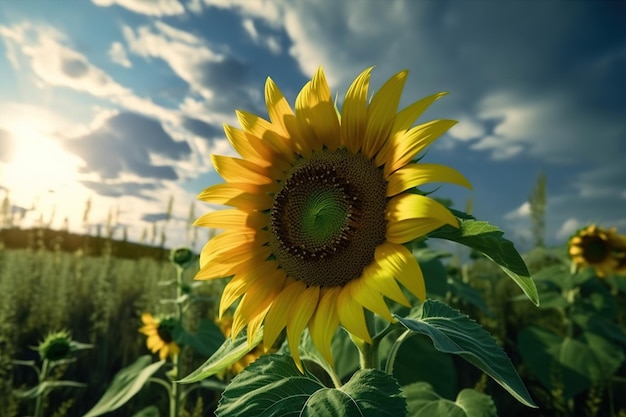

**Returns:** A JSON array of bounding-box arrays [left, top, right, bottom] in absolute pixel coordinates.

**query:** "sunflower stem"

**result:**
[[353, 311, 379, 369], [33, 359, 49, 417], [170, 265, 185, 417]]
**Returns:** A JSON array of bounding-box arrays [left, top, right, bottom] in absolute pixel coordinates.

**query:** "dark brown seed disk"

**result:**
[[269, 149, 387, 287]]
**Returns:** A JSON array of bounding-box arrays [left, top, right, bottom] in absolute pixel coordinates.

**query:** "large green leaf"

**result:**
[[394, 300, 536, 408], [518, 326, 625, 398], [216, 354, 406, 417], [428, 219, 539, 305], [380, 332, 458, 399], [178, 327, 263, 383], [403, 382, 497, 417], [82, 356, 165, 417]]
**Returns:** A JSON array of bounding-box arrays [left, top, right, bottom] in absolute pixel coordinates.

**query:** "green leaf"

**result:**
[[178, 327, 263, 383], [394, 300, 536, 408], [13, 380, 86, 398], [380, 332, 458, 399], [131, 406, 160, 417], [82, 355, 165, 417], [518, 326, 625, 398], [403, 382, 497, 417], [413, 248, 449, 298], [216, 354, 406, 417], [173, 319, 225, 357], [428, 219, 539, 306]]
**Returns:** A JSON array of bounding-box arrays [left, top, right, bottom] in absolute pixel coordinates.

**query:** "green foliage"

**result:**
[[403, 382, 497, 417], [82, 356, 165, 417], [394, 300, 536, 408], [179, 328, 263, 383], [216, 354, 406, 417], [429, 217, 539, 306]]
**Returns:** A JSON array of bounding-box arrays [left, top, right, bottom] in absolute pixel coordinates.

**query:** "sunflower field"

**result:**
[[2, 66, 626, 417]]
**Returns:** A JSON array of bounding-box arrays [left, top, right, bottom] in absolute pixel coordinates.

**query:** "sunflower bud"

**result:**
[[170, 246, 194, 267], [37, 330, 73, 361]]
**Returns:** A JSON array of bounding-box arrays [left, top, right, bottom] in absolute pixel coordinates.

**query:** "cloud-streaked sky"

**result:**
[[1, 0, 624, 251]]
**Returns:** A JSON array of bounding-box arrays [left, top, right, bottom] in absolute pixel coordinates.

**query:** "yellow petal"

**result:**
[[383, 119, 457, 176], [197, 183, 274, 211], [236, 110, 295, 162], [218, 261, 282, 318], [199, 229, 268, 268], [141, 313, 158, 326], [340, 67, 373, 153], [381, 92, 448, 155], [348, 278, 394, 322], [265, 76, 298, 138], [194, 209, 268, 230], [286, 285, 320, 372], [386, 194, 458, 243], [196, 246, 272, 281], [362, 70, 408, 159], [361, 261, 410, 307], [246, 304, 271, 348], [386, 163, 473, 196], [309, 287, 341, 366], [337, 287, 372, 343], [223, 123, 273, 167], [231, 268, 285, 339], [211, 155, 276, 185], [295, 67, 340, 153], [262, 278, 301, 349], [375, 242, 426, 301]]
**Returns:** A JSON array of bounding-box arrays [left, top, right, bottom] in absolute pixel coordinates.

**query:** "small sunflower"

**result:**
[[568, 225, 626, 277], [37, 330, 73, 361], [139, 313, 180, 360], [195, 66, 472, 370]]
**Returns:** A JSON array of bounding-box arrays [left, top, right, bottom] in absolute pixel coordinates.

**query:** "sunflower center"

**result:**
[[583, 236, 610, 263], [269, 149, 387, 287], [157, 319, 176, 344]]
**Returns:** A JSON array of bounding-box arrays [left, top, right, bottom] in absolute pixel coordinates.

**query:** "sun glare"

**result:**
[[1, 125, 81, 197]]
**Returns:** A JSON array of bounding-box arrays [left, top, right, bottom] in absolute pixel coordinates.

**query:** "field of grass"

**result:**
[[2, 220, 626, 416]]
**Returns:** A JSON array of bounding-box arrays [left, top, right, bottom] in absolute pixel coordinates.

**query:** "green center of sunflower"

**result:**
[[269, 149, 387, 287], [582, 236, 610, 263], [157, 319, 176, 344]]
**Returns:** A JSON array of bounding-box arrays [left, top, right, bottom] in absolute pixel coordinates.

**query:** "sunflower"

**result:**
[[195, 66, 471, 370], [139, 313, 180, 360], [569, 225, 626, 277]]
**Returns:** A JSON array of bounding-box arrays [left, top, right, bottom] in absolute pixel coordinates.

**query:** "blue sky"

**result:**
[[0, 0, 625, 252]]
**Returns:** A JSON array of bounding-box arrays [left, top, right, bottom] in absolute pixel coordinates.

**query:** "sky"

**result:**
[[0, 0, 625, 253]]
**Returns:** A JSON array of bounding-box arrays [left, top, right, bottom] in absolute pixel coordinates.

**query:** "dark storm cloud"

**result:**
[[141, 212, 170, 222], [80, 180, 161, 200], [195, 57, 263, 114], [180, 116, 223, 141], [61, 57, 89, 78], [0, 129, 15, 162], [65, 112, 191, 180], [197, 57, 247, 88]]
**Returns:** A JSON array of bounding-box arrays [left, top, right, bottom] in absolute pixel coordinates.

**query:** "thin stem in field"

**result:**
[[33, 359, 49, 417]]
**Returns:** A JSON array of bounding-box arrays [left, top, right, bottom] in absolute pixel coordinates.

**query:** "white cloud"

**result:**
[[556, 218, 582, 241], [505, 201, 531, 220], [0, 22, 178, 123], [108, 41, 132, 67], [242, 18, 281, 55], [199, 0, 283, 27], [448, 116, 485, 141], [91, 0, 185, 16], [123, 22, 220, 100]]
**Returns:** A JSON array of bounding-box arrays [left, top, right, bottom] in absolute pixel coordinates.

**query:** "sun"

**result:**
[[1, 124, 81, 195]]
